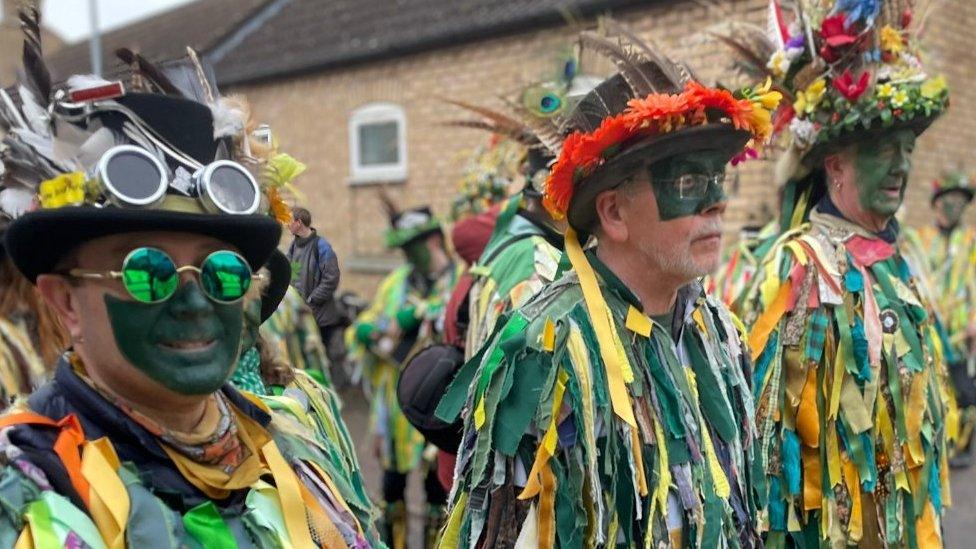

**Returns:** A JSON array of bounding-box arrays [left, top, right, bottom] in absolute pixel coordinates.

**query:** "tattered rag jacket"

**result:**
[[438, 250, 759, 548], [743, 208, 954, 548]]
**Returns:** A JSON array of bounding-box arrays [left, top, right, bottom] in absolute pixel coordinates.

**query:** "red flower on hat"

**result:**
[[819, 14, 858, 62], [832, 70, 871, 102]]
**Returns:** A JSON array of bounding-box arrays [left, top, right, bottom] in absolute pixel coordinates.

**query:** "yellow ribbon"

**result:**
[[519, 370, 569, 500], [685, 368, 730, 499], [81, 438, 129, 549], [261, 442, 317, 547], [563, 229, 637, 428]]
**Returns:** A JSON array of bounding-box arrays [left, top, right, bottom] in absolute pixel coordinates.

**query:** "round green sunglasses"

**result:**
[[67, 247, 261, 304]]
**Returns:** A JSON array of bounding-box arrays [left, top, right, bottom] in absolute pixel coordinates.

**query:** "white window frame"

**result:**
[[348, 103, 408, 184]]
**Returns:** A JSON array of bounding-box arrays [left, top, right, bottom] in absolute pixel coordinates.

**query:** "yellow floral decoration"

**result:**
[[39, 172, 87, 209], [793, 79, 826, 115], [880, 25, 904, 54], [921, 76, 948, 100]]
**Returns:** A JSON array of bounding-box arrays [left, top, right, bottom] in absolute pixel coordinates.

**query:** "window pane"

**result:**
[[358, 121, 399, 166]]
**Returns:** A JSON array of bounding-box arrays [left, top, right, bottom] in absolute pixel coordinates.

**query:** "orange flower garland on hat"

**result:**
[[543, 80, 780, 219]]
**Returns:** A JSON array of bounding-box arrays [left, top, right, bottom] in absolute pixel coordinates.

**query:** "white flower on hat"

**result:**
[[789, 117, 819, 150]]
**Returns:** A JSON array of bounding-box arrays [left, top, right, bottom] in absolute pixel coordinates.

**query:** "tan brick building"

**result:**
[[38, 0, 976, 296]]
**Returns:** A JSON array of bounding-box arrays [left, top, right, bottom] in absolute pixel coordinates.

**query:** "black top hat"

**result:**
[[0, 11, 285, 282]]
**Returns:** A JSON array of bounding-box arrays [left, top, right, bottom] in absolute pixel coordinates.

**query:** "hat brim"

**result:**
[[386, 226, 442, 249], [6, 207, 282, 283], [801, 113, 939, 171], [931, 187, 975, 205], [261, 250, 292, 323], [567, 124, 752, 231]]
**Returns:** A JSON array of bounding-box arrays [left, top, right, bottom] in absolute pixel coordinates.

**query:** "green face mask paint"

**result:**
[[937, 192, 969, 228], [403, 239, 432, 273], [106, 280, 244, 395], [647, 150, 730, 221], [853, 129, 916, 218]]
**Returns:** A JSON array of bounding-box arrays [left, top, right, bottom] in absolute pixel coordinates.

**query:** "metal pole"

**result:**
[[88, 0, 102, 75]]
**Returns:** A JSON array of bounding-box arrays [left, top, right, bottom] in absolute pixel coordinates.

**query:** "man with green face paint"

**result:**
[[738, 2, 954, 546], [904, 171, 976, 468], [347, 198, 460, 548], [435, 21, 779, 547], [0, 14, 379, 547]]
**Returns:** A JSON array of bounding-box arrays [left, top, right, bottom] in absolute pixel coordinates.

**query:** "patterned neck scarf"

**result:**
[[69, 353, 248, 474], [230, 346, 268, 396]]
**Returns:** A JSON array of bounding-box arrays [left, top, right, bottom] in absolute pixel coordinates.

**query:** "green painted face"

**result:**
[[853, 129, 916, 218], [105, 280, 244, 395], [647, 150, 730, 221], [936, 191, 970, 228], [403, 238, 432, 273]]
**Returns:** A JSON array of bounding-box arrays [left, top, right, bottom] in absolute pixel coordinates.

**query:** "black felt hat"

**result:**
[[260, 249, 292, 324], [6, 206, 281, 282], [563, 69, 751, 231]]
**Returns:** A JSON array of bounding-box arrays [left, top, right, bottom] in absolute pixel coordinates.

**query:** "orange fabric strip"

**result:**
[[0, 412, 90, 508], [749, 280, 792, 361]]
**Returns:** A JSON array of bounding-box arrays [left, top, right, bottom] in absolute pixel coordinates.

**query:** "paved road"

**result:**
[[337, 386, 976, 546]]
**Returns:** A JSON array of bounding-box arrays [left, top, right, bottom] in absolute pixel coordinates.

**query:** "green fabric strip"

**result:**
[[24, 499, 60, 549], [183, 501, 239, 549]]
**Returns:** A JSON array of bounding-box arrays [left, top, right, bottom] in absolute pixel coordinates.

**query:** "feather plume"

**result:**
[[705, 22, 777, 81], [440, 120, 538, 146], [17, 85, 48, 136], [578, 31, 658, 97], [0, 89, 28, 132], [115, 48, 180, 95], [0, 187, 35, 219], [211, 97, 248, 139], [186, 48, 217, 105], [66, 74, 114, 92], [766, 0, 788, 50], [376, 188, 400, 221], [503, 98, 566, 156], [19, 4, 51, 102], [439, 97, 528, 134], [600, 18, 688, 87]]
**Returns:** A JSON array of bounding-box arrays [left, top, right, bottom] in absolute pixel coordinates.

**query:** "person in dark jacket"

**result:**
[[286, 206, 343, 373]]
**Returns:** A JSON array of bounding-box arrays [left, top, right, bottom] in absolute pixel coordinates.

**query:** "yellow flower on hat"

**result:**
[[891, 89, 909, 108], [754, 77, 784, 110], [920, 76, 948, 99], [793, 78, 826, 115], [876, 83, 895, 98], [880, 25, 904, 54], [767, 51, 789, 78], [39, 172, 86, 209]]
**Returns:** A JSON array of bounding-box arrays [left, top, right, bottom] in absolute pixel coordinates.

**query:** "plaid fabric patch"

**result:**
[[804, 310, 830, 364]]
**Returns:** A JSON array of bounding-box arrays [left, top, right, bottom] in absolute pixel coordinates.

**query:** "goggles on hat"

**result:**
[[92, 145, 261, 215], [66, 246, 261, 304]]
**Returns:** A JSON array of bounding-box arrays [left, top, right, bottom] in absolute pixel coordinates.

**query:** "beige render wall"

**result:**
[[230, 0, 975, 297]]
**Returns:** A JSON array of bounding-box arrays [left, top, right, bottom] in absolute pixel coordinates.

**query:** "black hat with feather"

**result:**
[[0, 5, 295, 282]]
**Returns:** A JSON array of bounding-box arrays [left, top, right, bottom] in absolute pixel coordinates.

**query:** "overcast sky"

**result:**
[[1, 0, 198, 43]]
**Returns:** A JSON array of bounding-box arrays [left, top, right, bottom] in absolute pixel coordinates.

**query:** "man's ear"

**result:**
[[36, 274, 83, 340], [594, 188, 629, 243]]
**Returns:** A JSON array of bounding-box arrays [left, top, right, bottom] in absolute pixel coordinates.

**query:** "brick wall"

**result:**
[[229, 0, 976, 297]]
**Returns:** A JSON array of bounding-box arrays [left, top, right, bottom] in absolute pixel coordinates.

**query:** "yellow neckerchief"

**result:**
[[161, 402, 270, 500]]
